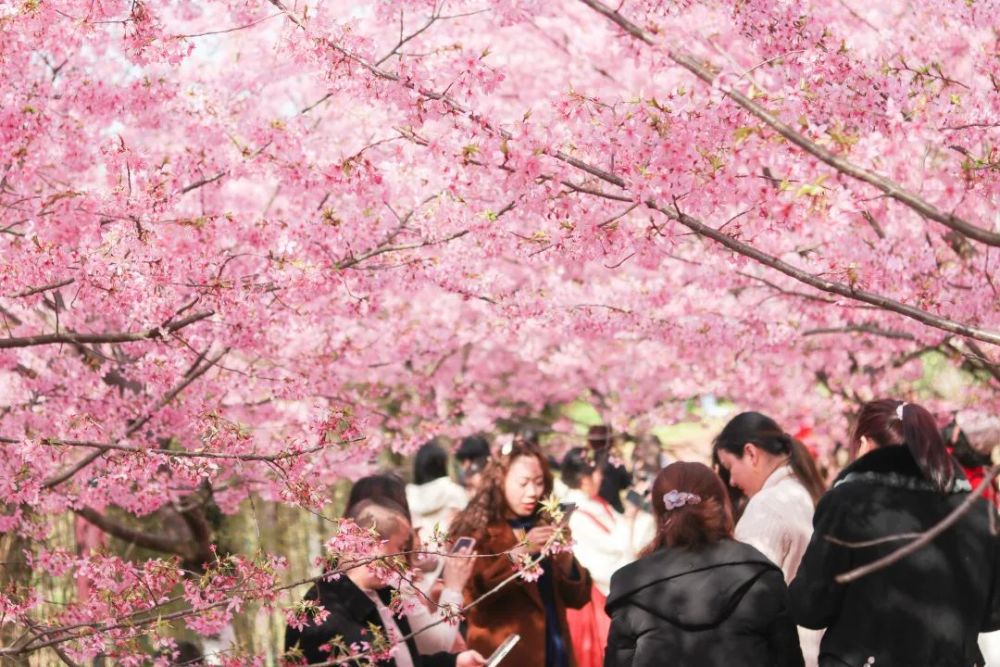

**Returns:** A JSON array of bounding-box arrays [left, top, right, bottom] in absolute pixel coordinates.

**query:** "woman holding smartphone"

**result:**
[[450, 440, 593, 667]]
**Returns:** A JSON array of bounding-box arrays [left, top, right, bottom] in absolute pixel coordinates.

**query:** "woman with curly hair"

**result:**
[[449, 440, 592, 667]]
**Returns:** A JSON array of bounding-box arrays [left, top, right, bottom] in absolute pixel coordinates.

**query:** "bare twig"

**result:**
[[336, 230, 469, 270], [179, 171, 226, 195], [175, 11, 281, 38], [803, 325, 916, 341], [824, 532, 924, 548], [597, 202, 639, 228]]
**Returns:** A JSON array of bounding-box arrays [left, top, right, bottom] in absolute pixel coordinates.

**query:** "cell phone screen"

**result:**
[[485, 634, 521, 667], [451, 536, 476, 553], [558, 502, 577, 524]]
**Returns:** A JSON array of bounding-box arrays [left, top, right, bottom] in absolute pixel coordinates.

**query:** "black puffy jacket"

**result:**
[[604, 539, 804, 667], [789, 445, 1000, 667]]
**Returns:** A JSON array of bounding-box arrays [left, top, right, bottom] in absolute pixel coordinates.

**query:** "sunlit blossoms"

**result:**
[[2, 0, 999, 661]]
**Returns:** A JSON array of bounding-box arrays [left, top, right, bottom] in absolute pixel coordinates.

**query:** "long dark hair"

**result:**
[[643, 462, 733, 554], [943, 421, 991, 468], [852, 399, 956, 492], [561, 447, 598, 489], [713, 411, 826, 505], [449, 440, 554, 540], [413, 439, 449, 485]]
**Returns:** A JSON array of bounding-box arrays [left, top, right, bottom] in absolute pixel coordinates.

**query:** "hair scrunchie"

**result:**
[[662, 490, 702, 510]]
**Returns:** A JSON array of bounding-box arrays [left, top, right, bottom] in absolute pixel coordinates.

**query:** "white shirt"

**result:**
[[735, 465, 820, 667], [406, 477, 468, 541], [406, 587, 463, 655], [564, 489, 652, 595], [735, 465, 813, 582], [364, 590, 416, 667]]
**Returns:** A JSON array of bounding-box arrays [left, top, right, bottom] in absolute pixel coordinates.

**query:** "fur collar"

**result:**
[[834, 445, 970, 494]]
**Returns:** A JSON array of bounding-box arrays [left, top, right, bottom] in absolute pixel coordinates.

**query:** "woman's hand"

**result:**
[[523, 525, 558, 555], [552, 525, 576, 573], [509, 524, 562, 560], [456, 650, 487, 667], [442, 545, 476, 592]]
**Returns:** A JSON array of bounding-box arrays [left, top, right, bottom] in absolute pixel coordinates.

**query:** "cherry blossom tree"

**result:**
[[1, 0, 998, 662]]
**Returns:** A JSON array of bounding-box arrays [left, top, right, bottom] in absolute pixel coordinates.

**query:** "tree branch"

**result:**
[[0, 310, 213, 349], [335, 230, 469, 270], [961, 340, 1000, 386], [124, 346, 230, 439], [74, 507, 194, 559], [803, 325, 917, 341], [268, 5, 1000, 346], [41, 347, 229, 489], [576, 0, 1000, 248], [34, 435, 365, 461], [177, 504, 214, 567], [9, 278, 75, 298], [179, 171, 226, 195], [647, 200, 1000, 345], [4, 541, 544, 659], [835, 465, 1000, 584]]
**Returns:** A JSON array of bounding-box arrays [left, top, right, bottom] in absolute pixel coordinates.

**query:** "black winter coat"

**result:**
[[789, 445, 1000, 667], [600, 461, 632, 514], [284, 575, 456, 666], [604, 539, 804, 667]]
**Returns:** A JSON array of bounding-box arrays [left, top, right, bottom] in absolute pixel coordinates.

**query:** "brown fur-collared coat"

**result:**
[[463, 521, 593, 667]]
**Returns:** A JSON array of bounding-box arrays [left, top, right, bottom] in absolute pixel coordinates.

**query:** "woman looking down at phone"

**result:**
[[450, 440, 593, 667]]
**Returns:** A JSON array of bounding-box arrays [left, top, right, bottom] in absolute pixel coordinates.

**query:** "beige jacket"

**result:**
[[735, 465, 821, 667]]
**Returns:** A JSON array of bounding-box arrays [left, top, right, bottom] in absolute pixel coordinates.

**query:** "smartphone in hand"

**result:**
[[417, 537, 476, 594], [451, 536, 476, 553], [625, 489, 651, 513], [557, 502, 577, 525], [485, 634, 521, 667]]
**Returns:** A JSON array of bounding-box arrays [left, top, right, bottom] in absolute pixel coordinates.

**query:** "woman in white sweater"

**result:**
[[560, 448, 652, 595], [713, 412, 826, 667], [406, 440, 469, 541], [558, 447, 654, 667]]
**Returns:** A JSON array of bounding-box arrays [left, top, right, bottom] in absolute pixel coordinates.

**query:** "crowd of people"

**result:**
[[283, 399, 1000, 667]]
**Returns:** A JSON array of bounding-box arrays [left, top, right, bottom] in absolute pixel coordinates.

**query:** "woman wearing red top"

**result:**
[[943, 421, 997, 506]]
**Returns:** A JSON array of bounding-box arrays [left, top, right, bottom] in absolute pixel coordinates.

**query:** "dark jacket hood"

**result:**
[[605, 539, 780, 630], [834, 444, 970, 493]]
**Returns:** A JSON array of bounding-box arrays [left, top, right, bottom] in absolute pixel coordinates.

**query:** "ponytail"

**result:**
[[899, 403, 956, 492], [852, 400, 956, 493], [787, 438, 827, 505]]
